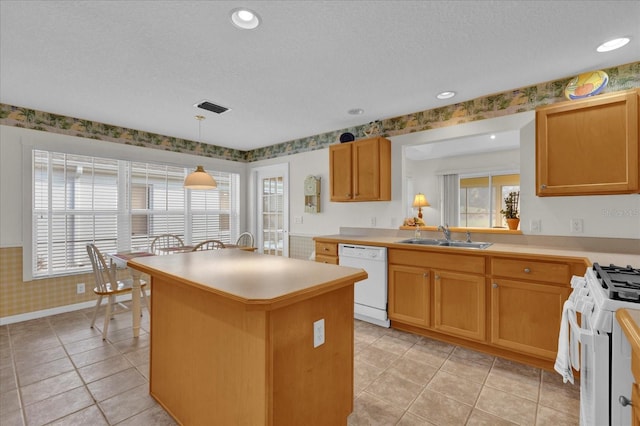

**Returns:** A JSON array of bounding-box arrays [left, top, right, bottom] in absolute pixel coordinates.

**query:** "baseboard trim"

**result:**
[[0, 292, 147, 326]]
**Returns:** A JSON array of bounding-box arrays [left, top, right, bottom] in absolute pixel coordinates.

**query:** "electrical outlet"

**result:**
[[294, 215, 303, 224], [530, 219, 541, 233], [313, 318, 325, 348], [570, 218, 584, 233], [76, 283, 85, 294]]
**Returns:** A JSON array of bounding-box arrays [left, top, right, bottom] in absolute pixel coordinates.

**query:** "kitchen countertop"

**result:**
[[128, 247, 368, 308], [314, 234, 639, 266], [616, 309, 640, 361]]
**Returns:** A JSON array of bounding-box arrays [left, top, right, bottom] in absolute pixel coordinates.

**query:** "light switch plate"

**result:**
[[313, 318, 325, 348]]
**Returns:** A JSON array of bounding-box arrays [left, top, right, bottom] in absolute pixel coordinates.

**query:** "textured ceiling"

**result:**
[[1, 1, 639, 151]]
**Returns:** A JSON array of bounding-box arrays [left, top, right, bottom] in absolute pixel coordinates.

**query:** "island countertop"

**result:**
[[128, 248, 368, 309]]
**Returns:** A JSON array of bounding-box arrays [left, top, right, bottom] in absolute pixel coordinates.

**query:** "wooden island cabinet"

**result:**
[[128, 249, 367, 426]]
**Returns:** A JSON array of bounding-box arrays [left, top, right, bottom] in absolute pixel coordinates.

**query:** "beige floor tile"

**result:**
[[47, 404, 109, 426], [116, 405, 178, 425], [354, 358, 384, 395], [77, 355, 133, 384], [476, 386, 537, 425], [23, 386, 93, 426], [0, 365, 17, 393], [408, 388, 473, 425], [370, 334, 416, 356], [356, 345, 400, 370], [348, 391, 405, 426], [14, 345, 67, 371], [440, 356, 491, 384], [396, 411, 437, 425], [98, 383, 157, 425], [55, 326, 103, 345], [135, 362, 150, 381], [387, 356, 438, 386], [401, 343, 450, 369], [427, 370, 483, 405], [0, 388, 21, 414], [0, 408, 24, 426], [64, 335, 110, 356], [466, 408, 518, 425], [87, 367, 147, 402], [536, 405, 579, 425], [365, 370, 424, 410], [123, 346, 149, 366], [450, 346, 495, 367], [111, 332, 150, 353], [70, 344, 121, 368], [485, 359, 541, 402], [539, 371, 580, 418], [16, 356, 75, 387], [20, 370, 83, 406]]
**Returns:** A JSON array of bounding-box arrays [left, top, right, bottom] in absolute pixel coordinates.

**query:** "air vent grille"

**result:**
[[195, 101, 229, 114]]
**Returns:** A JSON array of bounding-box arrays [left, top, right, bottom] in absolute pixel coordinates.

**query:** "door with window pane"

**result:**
[[256, 165, 288, 257]]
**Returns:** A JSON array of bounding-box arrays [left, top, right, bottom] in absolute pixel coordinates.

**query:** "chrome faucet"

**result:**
[[437, 224, 451, 242]]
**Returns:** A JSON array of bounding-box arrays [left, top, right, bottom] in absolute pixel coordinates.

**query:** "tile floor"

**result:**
[[0, 306, 580, 425]]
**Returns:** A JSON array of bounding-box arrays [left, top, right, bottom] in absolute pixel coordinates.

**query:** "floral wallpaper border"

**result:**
[[1, 62, 638, 163]]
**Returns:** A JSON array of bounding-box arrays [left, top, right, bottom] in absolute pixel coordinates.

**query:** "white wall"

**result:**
[[0, 125, 249, 248]]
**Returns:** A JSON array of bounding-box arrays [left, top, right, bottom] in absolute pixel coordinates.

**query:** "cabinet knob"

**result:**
[[423, 272, 429, 278], [346, 193, 350, 198], [540, 184, 547, 190], [435, 274, 440, 280], [323, 247, 329, 251], [619, 395, 632, 407], [524, 268, 531, 273], [492, 283, 498, 288]]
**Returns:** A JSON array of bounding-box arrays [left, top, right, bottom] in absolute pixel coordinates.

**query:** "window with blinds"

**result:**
[[32, 149, 239, 278], [459, 173, 519, 228]]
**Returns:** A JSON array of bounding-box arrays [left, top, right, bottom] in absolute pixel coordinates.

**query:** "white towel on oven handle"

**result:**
[[554, 299, 576, 384]]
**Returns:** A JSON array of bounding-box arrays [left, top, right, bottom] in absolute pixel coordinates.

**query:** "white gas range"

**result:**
[[557, 263, 640, 426]]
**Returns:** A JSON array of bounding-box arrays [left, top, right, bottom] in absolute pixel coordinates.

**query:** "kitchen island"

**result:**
[[128, 249, 367, 426]]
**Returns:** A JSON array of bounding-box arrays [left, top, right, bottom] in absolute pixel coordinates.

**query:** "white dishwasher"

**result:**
[[338, 244, 389, 328]]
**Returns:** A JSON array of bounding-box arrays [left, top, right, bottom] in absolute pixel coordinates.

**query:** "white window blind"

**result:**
[[32, 149, 240, 278]]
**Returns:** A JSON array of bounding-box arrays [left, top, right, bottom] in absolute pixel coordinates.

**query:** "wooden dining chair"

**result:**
[[235, 232, 254, 248], [191, 240, 226, 251], [150, 234, 184, 255], [86, 243, 149, 340]]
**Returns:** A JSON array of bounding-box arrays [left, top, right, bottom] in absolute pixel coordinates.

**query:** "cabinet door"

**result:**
[[329, 143, 353, 201], [490, 279, 570, 359], [433, 270, 486, 341], [388, 264, 430, 327], [352, 138, 380, 200], [536, 88, 639, 196]]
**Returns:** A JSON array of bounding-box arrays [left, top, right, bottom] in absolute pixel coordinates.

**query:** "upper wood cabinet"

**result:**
[[329, 137, 391, 202], [536, 88, 639, 196]]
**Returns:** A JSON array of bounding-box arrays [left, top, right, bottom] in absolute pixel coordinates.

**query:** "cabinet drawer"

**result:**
[[315, 242, 338, 257], [491, 257, 570, 284], [389, 249, 485, 274], [315, 254, 338, 265]]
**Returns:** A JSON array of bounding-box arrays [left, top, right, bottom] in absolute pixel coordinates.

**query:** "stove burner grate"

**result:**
[[593, 263, 640, 302]]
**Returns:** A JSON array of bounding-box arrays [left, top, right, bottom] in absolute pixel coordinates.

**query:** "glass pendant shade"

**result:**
[[184, 165, 217, 189]]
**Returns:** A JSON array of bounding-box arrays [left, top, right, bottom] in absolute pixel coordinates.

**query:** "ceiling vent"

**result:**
[[194, 101, 230, 114]]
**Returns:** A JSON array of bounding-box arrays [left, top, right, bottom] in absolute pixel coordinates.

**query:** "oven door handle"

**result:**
[[567, 308, 593, 346]]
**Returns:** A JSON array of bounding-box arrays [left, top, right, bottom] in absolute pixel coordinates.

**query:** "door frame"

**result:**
[[250, 163, 289, 256]]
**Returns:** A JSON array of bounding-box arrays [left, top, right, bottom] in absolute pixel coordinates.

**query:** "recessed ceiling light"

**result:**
[[490, 134, 496, 140], [230, 8, 260, 30], [597, 37, 630, 52], [348, 108, 364, 115], [436, 91, 456, 100]]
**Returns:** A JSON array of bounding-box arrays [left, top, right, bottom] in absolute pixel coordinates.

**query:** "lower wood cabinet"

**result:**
[[388, 264, 430, 327], [314, 242, 338, 264], [433, 270, 486, 341], [490, 278, 570, 360]]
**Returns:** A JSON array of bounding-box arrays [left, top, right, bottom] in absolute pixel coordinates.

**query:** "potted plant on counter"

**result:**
[[501, 191, 520, 230]]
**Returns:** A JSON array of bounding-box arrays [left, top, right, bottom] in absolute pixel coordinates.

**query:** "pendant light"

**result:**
[[184, 115, 217, 190]]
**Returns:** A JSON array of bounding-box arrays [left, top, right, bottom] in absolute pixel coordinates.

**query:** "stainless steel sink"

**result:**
[[396, 239, 492, 249], [436, 241, 493, 249], [396, 238, 442, 246]]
